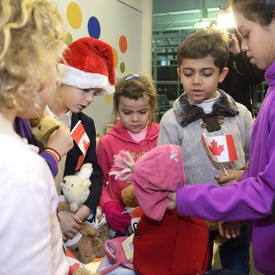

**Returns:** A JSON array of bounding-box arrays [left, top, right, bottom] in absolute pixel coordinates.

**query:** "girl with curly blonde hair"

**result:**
[[0, 0, 70, 274]]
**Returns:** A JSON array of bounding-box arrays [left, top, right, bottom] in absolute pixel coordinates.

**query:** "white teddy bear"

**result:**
[[61, 163, 93, 212]]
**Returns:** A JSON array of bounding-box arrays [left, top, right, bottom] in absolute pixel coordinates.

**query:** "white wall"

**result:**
[[54, 0, 153, 134]]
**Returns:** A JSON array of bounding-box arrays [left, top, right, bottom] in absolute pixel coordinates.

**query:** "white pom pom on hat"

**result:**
[[57, 37, 116, 95]]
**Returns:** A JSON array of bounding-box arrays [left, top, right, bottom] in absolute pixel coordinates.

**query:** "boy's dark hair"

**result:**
[[177, 29, 229, 72], [230, 0, 275, 27]]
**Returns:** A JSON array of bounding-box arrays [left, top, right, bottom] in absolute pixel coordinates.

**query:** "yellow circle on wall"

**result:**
[[105, 95, 112, 104], [113, 48, 118, 69], [67, 2, 82, 29]]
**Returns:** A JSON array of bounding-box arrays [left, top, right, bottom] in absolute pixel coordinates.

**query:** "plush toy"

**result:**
[[30, 114, 60, 148], [61, 163, 93, 212], [86, 206, 109, 244], [58, 163, 106, 264], [121, 185, 139, 208], [121, 185, 143, 235]]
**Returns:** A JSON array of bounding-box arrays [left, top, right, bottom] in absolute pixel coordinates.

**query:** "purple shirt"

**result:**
[[176, 60, 275, 275]]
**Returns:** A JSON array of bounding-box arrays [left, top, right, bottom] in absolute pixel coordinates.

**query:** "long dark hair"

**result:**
[[230, 0, 275, 26]]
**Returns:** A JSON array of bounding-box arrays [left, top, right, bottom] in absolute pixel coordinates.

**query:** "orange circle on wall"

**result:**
[[119, 36, 127, 53]]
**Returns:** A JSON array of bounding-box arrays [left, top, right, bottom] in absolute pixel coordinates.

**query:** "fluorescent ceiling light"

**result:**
[[216, 11, 236, 29], [154, 9, 201, 17]]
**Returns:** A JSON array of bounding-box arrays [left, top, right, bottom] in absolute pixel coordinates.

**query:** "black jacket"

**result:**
[[64, 112, 103, 219], [218, 51, 265, 117]]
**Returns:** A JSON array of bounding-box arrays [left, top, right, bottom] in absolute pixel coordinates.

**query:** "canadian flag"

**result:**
[[201, 133, 238, 163], [71, 121, 90, 170]]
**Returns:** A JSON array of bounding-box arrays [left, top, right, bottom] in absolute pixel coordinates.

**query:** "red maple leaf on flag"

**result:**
[[82, 139, 89, 152], [208, 139, 224, 156]]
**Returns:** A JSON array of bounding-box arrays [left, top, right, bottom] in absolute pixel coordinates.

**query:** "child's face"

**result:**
[[177, 55, 228, 104], [118, 95, 150, 133], [17, 64, 57, 119], [234, 11, 275, 70], [56, 85, 101, 113]]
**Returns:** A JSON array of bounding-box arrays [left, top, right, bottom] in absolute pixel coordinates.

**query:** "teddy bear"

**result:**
[[30, 114, 61, 148], [120, 184, 143, 235], [85, 206, 109, 245], [58, 163, 106, 264]]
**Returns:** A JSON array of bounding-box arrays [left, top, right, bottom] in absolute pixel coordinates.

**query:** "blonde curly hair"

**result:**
[[0, 0, 67, 110]]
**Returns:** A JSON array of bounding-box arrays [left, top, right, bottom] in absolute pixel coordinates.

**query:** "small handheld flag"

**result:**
[[71, 121, 90, 170], [201, 133, 238, 175]]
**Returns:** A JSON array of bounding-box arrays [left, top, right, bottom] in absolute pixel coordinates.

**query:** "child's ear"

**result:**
[[177, 67, 180, 77], [218, 67, 229, 83]]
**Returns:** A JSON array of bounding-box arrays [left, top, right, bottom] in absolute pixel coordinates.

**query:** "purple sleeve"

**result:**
[[14, 118, 33, 139], [176, 178, 274, 222], [40, 151, 58, 177]]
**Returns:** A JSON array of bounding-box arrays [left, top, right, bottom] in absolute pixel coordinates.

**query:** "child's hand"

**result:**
[[215, 169, 245, 186], [46, 124, 73, 158], [103, 201, 131, 233], [167, 192, 177, 210], [58, 211, 82, 241], [218, 221, 242, 239]]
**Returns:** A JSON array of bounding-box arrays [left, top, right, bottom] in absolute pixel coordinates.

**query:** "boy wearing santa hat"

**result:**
[[46, 37, 115, 243]]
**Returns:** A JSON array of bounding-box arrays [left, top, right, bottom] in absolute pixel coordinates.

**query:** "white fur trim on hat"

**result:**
[[57, 64, 112, 94]]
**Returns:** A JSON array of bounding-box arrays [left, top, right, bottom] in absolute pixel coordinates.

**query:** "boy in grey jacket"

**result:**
[[157, 29, 253, 274]]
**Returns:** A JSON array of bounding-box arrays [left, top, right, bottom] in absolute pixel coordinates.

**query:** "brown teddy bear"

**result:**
[[121, 185, 143, 235], [121, 185, 139, 208], [30, 114, 60, 148], [58, 163, 106, 264]]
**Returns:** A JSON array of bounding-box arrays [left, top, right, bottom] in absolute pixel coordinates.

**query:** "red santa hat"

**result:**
[[57, 37, 116, 95]]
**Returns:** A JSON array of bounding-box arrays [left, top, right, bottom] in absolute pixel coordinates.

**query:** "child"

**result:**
[[46, 37, 115, 242], [156, 29, 254, 274], [133, 1, 275, 274], [96, 74, 159, 274], [96, 73, 159, 235], [0, 0, 69, 274]]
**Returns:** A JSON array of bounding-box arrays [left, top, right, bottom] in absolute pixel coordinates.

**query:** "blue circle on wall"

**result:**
[[88, 16, 101, 39]]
